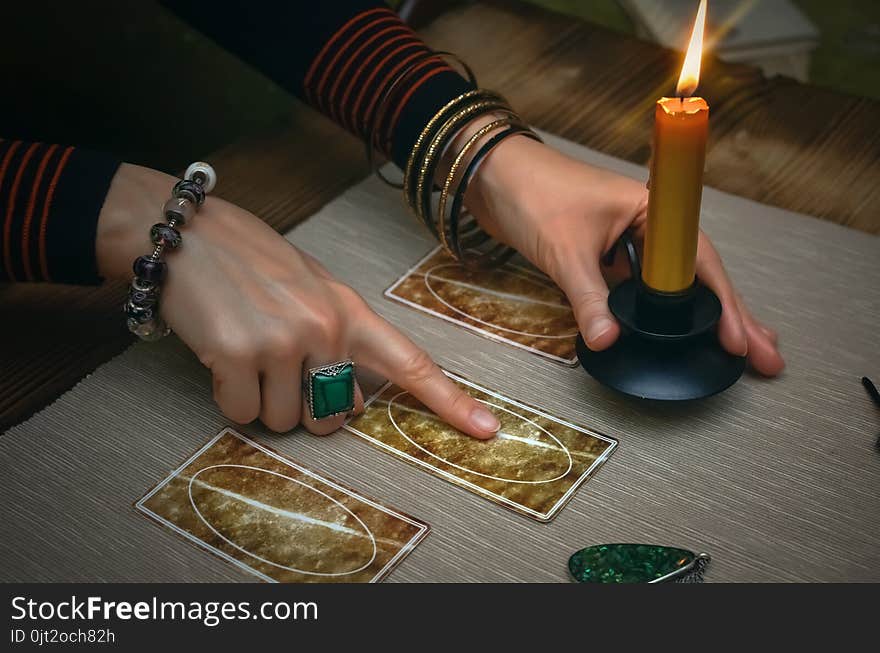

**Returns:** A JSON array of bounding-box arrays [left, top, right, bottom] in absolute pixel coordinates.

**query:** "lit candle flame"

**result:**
[[676, 0, 707, 97]]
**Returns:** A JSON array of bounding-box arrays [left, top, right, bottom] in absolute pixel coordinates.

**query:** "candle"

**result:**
[[641, 0, 709, 294]]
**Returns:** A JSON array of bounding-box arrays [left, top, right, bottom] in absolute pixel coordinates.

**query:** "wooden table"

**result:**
[[2, 0, 879, 436]]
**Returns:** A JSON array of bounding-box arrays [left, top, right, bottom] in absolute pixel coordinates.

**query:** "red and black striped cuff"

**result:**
[[0, 139, 120, 284], [164, 1, 474, 169], [302, 6, 474, 168]]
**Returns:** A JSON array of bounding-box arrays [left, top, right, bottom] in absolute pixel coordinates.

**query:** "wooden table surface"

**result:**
[[2, 0, 879, 434]]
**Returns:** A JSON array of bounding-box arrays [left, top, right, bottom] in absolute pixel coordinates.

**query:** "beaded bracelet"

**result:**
[[125, 162, 217, 341]]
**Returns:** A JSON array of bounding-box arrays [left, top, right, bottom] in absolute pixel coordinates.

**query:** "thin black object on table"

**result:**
[[861, 376, 880, 450]]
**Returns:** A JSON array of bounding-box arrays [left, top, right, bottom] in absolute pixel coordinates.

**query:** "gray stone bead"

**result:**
[[125, 301, 155, 324], [150, 223, 182, 249], [128, 288, 157, 308], [128, 316, 170, 341], [163, 197, 195, 226], [142, 319, 170, 341], [172, 179, 205, 206], [131, 277, 157, 294]]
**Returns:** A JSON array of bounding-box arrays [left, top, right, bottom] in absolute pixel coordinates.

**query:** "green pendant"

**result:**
[[568, 544, 710, 583]]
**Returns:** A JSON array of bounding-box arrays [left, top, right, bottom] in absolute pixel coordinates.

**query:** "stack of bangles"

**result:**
[[369, 54, 541, 269], [125, 162, 217, 341]]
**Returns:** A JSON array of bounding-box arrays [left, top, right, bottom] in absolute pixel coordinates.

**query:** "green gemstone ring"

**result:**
[[568, 543, 711, 583], [305, 360, 356, 420]]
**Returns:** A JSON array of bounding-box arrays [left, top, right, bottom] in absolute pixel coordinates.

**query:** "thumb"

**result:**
[[557, 261, 620, 352]]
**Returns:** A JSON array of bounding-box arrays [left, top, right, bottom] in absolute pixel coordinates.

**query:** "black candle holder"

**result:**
[[576, 232, 745, 400]]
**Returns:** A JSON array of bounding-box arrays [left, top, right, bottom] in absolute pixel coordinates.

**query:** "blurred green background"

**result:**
[[526, 0, 880, 100]]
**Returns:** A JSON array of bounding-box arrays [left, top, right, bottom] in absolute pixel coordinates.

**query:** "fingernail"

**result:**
[[586, 317, 614, 345], [470, 406, 500, 433]]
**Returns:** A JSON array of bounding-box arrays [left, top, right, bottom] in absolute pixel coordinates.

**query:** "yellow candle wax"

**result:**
[[641, 0, 709, 293], [641, 96, 709, 293]]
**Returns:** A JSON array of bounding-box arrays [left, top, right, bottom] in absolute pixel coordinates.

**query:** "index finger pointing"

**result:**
[[353, 313, 500, 439]]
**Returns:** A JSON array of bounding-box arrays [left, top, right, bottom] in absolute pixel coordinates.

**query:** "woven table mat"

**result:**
[[1, 133, 878, 582]]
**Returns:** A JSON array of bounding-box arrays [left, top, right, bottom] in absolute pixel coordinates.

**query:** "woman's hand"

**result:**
[[465, 136, 784, 376], [95, 163, 501, 437]]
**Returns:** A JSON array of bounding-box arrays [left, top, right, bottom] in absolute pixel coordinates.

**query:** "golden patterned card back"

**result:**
[[386, 247, 579, 365], [136, 429, 429, 582], [344, 371, 617, 522]]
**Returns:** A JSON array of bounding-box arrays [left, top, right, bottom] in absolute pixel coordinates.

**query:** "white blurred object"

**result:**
[[618, 0, 820, 81]]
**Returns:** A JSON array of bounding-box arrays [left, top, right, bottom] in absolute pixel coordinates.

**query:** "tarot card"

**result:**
[[136, 428, 429, 583], [385, 247, 579, 365], [343, 371, 617, 522]]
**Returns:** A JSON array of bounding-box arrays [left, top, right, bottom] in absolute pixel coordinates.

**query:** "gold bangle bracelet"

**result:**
[[403, 89, 506, 213], [435, 116, 521, 254], [405, 90, 507, 219], [413, 99, 511, 207], [404, 89, 485, 205], [413, 100, 513, 237]]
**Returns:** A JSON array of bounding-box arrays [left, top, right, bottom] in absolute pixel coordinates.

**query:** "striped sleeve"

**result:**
[[163, 1, 474, 168], [0, 139, 120, 284]]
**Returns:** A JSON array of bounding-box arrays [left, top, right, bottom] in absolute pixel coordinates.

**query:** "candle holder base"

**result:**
[[577, 234, 745, 401], [576, 325, 745, 401]]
